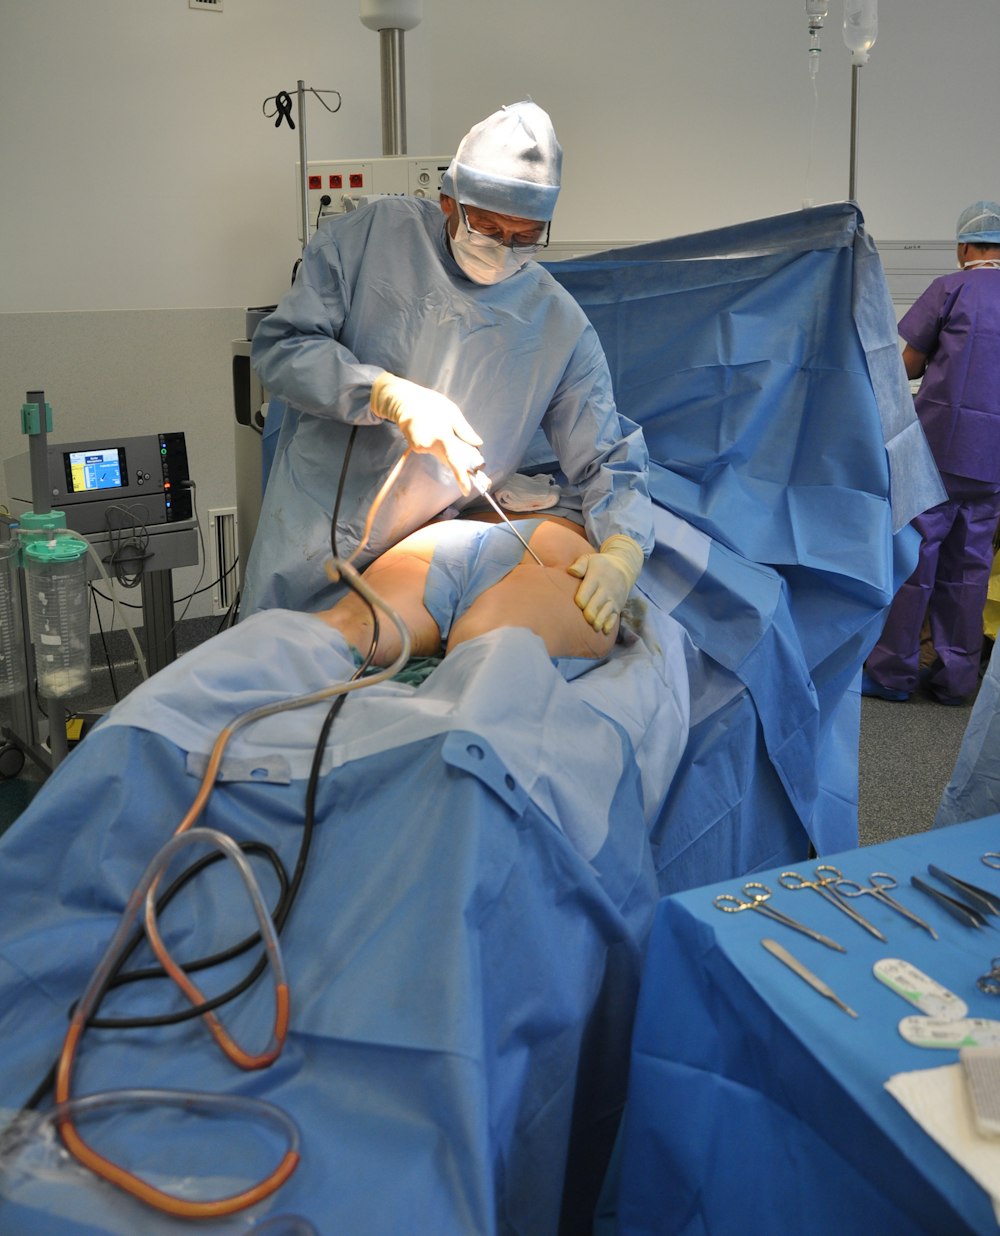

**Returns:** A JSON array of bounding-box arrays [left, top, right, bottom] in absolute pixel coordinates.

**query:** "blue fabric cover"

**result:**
[[607, 817, 1000, 1235], [545, 202, 941, 863], [0, 203, 941, 1234], [936, 633, 1000, 827], [0, 615, 689, 1236]]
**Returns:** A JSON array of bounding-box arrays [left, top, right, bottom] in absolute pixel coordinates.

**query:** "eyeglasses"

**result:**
[[460, 205, 550, 256]]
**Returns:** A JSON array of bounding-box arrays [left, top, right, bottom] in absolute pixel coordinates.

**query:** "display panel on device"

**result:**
[[64, 447, 127, 494]]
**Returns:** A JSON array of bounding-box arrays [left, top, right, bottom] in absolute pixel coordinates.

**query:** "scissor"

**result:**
[[833, 871, 938, 940], [978, 957, 1000, 995], [983, 853, 1000, 871], [713, 882, 845, 952], [779, 866, 888, 942]]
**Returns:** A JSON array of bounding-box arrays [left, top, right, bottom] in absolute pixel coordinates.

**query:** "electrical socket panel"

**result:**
[[296, 155, 452, 242]]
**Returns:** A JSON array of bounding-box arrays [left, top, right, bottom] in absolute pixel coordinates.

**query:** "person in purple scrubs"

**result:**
[[864, 202, 1000, 704]]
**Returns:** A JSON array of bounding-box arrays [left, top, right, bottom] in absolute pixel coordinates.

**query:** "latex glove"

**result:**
[[371, 372, 484, 495], [567, 534, 645, 634]]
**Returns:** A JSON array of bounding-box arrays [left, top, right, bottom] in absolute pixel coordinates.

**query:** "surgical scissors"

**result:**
[[833, 871, 938, 940], [713, 882, 845, 951], [779, 866, 888, 942]]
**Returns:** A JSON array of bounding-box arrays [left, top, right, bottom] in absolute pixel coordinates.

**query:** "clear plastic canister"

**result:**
[[0, 540, 27, 697], [22, 535, 92, 699]]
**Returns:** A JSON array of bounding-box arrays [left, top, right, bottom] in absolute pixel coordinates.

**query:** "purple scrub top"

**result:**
[[899, 267, 1000, 482]]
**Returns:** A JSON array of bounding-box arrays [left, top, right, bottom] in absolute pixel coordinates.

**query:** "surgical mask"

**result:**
[[448, 212, 527, 285]]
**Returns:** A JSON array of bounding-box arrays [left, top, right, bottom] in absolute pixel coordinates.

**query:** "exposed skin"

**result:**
[[315, 514, 618, 666], [439, 193, 546, 248]]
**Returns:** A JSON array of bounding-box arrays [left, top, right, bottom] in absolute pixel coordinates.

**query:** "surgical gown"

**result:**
[[244, 197, 652, 616]]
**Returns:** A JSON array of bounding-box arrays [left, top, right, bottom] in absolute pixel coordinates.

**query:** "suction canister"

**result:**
[[22, 533, 91, 699]]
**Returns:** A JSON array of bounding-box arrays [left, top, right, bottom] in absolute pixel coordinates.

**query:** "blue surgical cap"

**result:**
[[956, 201, 1000, 244], [441, 100, 562, 222]]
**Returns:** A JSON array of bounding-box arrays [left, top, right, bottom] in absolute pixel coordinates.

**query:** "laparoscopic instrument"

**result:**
[[469, 470, 545, 567], [713, 882, 845, 952], [833, 872, 938, 941], [779, 865, 888, 942]]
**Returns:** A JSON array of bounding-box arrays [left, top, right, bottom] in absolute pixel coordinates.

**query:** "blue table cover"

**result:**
[[611, 815, 1000, 1235]]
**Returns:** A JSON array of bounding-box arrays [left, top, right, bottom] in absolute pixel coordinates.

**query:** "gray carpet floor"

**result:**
[[857, 687, 979, 846]]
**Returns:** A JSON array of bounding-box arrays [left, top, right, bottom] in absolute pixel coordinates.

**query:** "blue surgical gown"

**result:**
[[243, 197, 652, 616]]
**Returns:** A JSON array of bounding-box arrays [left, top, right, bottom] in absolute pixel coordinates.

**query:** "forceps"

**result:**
[[833, 871, 938, 940], [779, 866, 888, 942], [713, 882, 845, 952]]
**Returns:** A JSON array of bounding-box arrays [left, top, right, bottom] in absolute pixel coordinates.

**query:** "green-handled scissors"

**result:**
[[779, 865, 888, 942], [833, 871, 938, 940], [713, 882, 845, 952]]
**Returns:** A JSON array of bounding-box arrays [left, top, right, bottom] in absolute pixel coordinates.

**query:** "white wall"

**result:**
[[1, 0, 997, 622], [425, 0, 999, 247]]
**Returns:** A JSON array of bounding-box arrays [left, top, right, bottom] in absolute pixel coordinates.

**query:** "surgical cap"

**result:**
[[442, 100, 562, 221], [956, 201, 1000, 244]]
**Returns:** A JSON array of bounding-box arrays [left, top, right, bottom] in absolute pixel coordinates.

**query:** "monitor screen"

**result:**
[[64, 447, 127, 494]]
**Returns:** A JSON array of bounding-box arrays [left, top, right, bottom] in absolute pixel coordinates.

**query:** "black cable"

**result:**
[[88, 559, 239, 611], [89, 584, 123, 703], [330, 426, 358, 562]]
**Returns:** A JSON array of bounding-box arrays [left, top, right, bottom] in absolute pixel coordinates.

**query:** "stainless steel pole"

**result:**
[[379, 28, 407, 155], [298, 79, 311, 249], [26, 389, 50, 516], [848, 63, 861, 202]]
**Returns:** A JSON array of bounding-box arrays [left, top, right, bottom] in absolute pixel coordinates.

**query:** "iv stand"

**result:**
[[296, 80, 311, 252]]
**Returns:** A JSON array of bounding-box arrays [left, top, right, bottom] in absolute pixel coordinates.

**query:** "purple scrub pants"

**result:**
[[866, 473, 1000, 701]]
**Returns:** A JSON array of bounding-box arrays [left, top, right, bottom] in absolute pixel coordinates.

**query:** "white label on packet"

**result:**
[[873, 958, 969, 1020], [898, 1016, 1000, 1050]]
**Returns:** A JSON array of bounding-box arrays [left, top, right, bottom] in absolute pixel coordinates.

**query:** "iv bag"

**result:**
[[806, 0, 828, 23], [843, 0, 877, 62]]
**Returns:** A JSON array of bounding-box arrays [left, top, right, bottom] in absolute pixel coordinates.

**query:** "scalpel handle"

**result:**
[[761, 937, 858, 1018]]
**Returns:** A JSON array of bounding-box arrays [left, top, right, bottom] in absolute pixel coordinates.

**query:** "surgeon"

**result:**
[[243, 100, 652, 635], [864, 202, 1000, 704]]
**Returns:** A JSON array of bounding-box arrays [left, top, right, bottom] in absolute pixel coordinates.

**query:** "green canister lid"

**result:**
[[18, 510, 67, 531], [22, 535, 88, 563]]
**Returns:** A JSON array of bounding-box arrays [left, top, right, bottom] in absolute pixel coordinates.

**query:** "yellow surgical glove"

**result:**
[[371, 372, 484, 495], [567, 534, 645, 634]]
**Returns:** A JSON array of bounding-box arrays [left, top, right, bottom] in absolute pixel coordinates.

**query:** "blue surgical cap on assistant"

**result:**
[[957, 201, 1000, 244], [441, 100, 562, 222]]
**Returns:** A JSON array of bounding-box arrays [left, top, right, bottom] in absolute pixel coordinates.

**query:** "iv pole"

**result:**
[[848, 63, 861, 202], [843, 0, 877, 202]]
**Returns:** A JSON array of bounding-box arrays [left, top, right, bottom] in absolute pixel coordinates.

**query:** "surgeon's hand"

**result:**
[[371, 372, 485, 495], [567, 534, 645, 634]]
